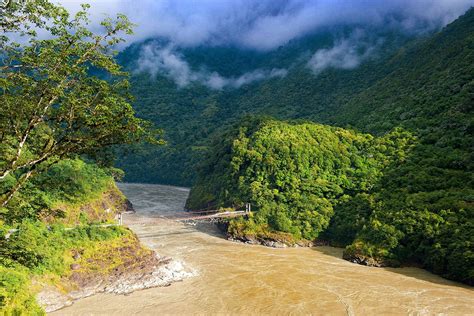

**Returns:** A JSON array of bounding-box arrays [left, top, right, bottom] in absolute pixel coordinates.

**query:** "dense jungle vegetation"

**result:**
[[116, 26, 414, 186], [0, 1, 158, 313], [119, 9, 473, 284], [188, 117, 473, 285], [186, 118, 415, 241], [118, 9, 473, 189]]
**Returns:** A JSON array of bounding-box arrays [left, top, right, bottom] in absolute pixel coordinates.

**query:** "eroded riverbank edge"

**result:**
[[39, 245, 194, 313], [38, 210, 195, 313]]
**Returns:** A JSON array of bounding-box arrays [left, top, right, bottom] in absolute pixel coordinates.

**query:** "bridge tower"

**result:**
[[245, 203, 251, 213]]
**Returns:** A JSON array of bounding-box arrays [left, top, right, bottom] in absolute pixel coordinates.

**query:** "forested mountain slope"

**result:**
[[330, 7, 474, 134], [117, 8, 472, 195], [116, 26, 415, 185], [187, 117, 472, 285], [116, 8, 473, 284]]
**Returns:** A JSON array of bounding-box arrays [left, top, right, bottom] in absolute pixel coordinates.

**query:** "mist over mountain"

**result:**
[[114, 23, 416, 184], [62, 0, 473, 50], [85, 0, 471, 92], [57, 1, 474, 96]]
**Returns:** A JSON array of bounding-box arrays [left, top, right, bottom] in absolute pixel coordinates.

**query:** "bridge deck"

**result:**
[[174, 210, 247, 221], [5, 209, 250, 238], [124, 210, 249, 225]]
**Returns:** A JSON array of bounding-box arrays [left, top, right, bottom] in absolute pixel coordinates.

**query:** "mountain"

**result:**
[[115, 25, 415, 186], [114, 8, 473, 284], [184, 9, 474, 284]]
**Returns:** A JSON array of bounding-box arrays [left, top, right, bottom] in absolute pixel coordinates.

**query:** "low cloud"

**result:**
[[58, 0, 474, 51], [136, 42, 287, 89], [307, 31, 379, 75], [136, 44, 197, 87], [55, 0, 473, 85], [206, 68, 288, 89]]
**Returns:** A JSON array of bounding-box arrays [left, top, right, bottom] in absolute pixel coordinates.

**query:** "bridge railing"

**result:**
[[186, 203, 251, 215], [173, 203, 252, 222]]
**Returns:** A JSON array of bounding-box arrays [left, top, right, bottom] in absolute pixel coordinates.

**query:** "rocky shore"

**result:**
[[215, 222, 314, 248], [227, 235, 314, 248], [37, 252, 194, 313], [36, 195, 195, 313]]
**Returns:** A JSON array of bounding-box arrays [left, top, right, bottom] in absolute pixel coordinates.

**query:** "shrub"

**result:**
[[0, 265, 44, 315]]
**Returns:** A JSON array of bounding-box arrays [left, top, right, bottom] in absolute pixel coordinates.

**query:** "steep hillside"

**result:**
[[116, 27, 413, 185], [331, 8, 474, 133], [114, 8, 474, 285], [187, 117, 472, 285]]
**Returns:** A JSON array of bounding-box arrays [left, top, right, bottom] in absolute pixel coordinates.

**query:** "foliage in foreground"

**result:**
[[1, 158, 121, 225], [0, 221, 131, 314], [0, 0, 160, 209], [0, 1, 160, 313], [0, 265, 43, 315], [0, 156, 131, 314]]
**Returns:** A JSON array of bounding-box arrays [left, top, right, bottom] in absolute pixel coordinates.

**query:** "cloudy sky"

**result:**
[[55, 0, 473, 89], [59, 0, 474, 50]]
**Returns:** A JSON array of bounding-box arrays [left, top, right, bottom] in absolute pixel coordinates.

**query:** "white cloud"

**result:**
[[56, 0, 474, 51], [307, 30, 379, 75], [136, 44, 197, 87], [135, 42, 287, 89]]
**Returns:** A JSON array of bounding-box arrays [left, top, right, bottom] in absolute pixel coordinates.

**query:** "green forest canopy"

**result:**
[[0, 0, 159, 211], [117, 8, 473, 190], [188, 118, 473, 285]]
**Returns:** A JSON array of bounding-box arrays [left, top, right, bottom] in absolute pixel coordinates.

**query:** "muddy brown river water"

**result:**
[[53, 183, 474, 315]]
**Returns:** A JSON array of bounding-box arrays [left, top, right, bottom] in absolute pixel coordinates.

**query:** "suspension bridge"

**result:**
[[121, 203, 252, 225]]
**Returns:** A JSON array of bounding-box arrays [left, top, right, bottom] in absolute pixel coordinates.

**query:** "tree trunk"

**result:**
[[1, 169, 35, 207]]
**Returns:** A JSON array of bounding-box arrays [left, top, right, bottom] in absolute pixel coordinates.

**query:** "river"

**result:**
[[53, 183, 474, 315]]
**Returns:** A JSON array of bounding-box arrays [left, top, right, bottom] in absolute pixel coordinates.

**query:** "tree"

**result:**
[[1, 0, 57, 44], [187, 118, 414, 240], [0, 1, 161, 207]]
